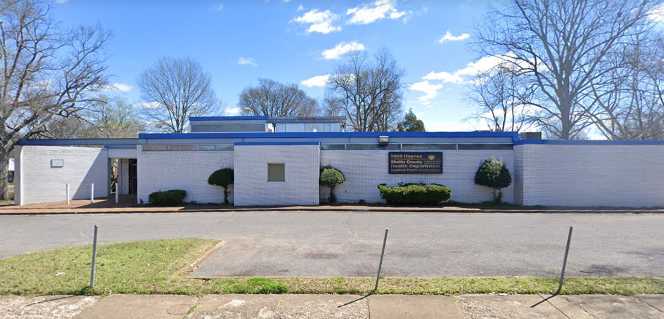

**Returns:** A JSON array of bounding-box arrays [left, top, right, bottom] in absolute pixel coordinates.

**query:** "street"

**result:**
[[1, 211, 663, 277]]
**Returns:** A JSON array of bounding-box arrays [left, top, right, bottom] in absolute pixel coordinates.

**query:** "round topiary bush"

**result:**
[[474, 158, 512, 203], [208, 168, 234, 205], [319, 166, 345, 203]]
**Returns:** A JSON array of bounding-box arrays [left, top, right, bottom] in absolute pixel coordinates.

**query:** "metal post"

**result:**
[[65, 184, 70, 207], [339, 228, 389, 308], [115, 188, 119, 205], [89, 225, 98, 290], [531, 226, 573, 308], [90, 183, 94, 203]]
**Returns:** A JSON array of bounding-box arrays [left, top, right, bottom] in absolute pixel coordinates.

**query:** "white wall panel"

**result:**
[[320, 149, 515, 204], [18, 146, 108, 205], [516, 144, 664, 207], [137, 149, 234, 204], [234, 144, 319, 206]]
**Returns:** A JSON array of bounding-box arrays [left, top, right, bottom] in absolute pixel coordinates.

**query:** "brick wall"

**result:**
[[234, 144, 320, 206], [137, 148, 234, 204], [515, 144, 664, 207], [320, 149, 515, 204], [17, 146, 108, 205]]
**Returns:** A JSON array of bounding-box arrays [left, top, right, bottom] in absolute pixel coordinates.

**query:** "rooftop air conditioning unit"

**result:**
[[378, 135, 389, 144]]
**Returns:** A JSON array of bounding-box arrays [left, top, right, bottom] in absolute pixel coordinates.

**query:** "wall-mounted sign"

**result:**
[[388, 152, 442, 174], [50, 159, 64, 168]]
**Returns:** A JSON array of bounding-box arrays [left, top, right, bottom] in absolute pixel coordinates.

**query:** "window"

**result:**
[[267, 163, 285, 182]]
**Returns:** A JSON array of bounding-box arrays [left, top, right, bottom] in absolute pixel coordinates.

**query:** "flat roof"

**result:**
[[18, 138, 137, 147], [138, 131, 519, 140], [189, 116, 268, 121]]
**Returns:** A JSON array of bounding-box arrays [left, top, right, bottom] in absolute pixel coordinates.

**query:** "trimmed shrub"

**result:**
[[474, 158, 512, 203], [208, 168, 234, 205], [149, 189, 187, 206], [319, 166, 345, 203], [377, 183, 451, 206]]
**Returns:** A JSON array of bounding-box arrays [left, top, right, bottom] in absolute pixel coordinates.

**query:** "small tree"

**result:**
[[208, 168, 234, 205], [474, 158, 512, 203], [319, 166, 345, 203]]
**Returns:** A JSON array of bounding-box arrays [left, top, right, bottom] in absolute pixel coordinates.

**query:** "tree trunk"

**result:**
[[223, 187, 229, 205], [329, 185, 336, 204], [0, 151, 9, 201], [493, 189, 503, 204]]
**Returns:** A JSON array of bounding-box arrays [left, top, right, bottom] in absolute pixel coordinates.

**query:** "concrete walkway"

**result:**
[[1, 294, 662, 319]]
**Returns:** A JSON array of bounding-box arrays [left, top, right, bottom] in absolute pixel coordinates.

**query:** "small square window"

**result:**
[[267, 163, 285, 182]]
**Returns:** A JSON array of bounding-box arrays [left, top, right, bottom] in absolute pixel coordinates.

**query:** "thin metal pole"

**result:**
[[90, 183, 94, 203], [373, 228, 388, 291], [339, 228, 389, 308], [89, 225, 98, 290], [115, 187, 119, 205], [531, 226, 573, 308]]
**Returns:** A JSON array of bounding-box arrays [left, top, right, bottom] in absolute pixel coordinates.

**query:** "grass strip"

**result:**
[[0, 239, 662, 296]]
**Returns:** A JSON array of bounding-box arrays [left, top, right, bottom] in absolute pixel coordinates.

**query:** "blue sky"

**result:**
[[52, 0, 500, 131]]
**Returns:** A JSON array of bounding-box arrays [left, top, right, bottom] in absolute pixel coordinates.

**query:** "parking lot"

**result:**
[[1, 211, 663, 277]]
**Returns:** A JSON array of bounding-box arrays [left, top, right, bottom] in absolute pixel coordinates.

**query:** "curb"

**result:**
[[1, 206, 663, 215]]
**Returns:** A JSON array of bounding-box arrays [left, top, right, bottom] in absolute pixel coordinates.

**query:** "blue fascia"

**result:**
[[139, 131, 520, 140], [189, 116, 269, 121], [235, 141, 320, 146], [514, 139, 664, 145]]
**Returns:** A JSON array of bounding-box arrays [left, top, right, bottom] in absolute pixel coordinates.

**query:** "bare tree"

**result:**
[[44, 98, 145, 138], [471, 64, 535, 132], [138, 57, 217, 133], [239, 79, 317, 117], [325, 51, 403, 131], [588, 35, 664, 139], [478, 0, 653, 139], [0, 0, 109, 199]]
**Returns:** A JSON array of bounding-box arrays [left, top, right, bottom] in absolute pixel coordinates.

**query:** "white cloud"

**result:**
[[408, 80, 443, 106], [422, 54, 511, 84], [292, 9, 341, 34], [54, 0, 69, 4], [140, 101, 161, 109], [104, 82, 133, 93], [223, 106, 242, 116], [300, 74, 330, 88], [296, 4, 304, 11], [238, 57, 258, 67], [648, 3, 664, 23], [321, 41, 365, 60], [438, 31, 470, 44], [346, 0, 408, 25]]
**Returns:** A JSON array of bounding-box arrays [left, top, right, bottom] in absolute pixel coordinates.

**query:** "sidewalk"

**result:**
[[2, 199, 664, 215], [1, 294, 662, 319]]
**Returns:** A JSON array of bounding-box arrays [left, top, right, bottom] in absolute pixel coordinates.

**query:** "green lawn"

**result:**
[[1, 239, 662, 296]]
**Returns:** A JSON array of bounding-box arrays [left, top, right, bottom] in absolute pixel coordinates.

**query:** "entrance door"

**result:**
[[128, 159, 137, 194]]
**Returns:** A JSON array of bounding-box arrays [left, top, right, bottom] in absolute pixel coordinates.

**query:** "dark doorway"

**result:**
[[128, 159, 137, 195]]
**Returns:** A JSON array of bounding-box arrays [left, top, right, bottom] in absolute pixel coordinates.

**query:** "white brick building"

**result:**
[[13, 116, 664, 208]]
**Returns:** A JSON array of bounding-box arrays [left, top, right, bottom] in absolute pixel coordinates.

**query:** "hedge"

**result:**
[[148, 189, 187, 206], [377, 183, 451, 205]]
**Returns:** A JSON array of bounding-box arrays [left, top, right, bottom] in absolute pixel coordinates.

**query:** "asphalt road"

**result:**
[[1, 211, 663, 277]]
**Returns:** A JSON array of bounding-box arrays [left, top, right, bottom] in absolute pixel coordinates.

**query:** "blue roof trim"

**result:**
[[514, 139, 664, 145], [235, 141, 320, 146], [190, 116, 268, 121], [139, 131, 519, 140]]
